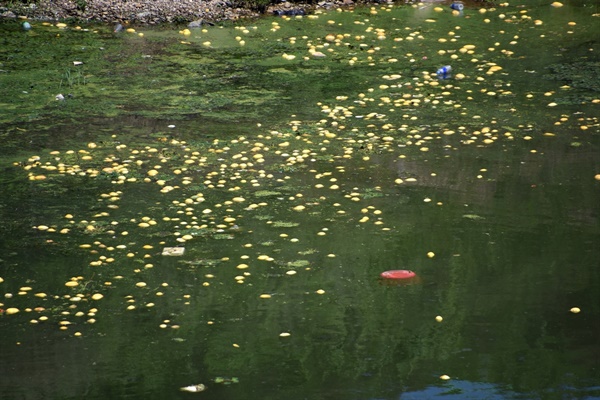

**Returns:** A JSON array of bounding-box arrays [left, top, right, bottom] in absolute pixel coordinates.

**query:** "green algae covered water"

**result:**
[[1, 1, 600, 399]]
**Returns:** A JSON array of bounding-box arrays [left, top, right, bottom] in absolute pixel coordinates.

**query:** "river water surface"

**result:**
[[1, 1, 599, 399]]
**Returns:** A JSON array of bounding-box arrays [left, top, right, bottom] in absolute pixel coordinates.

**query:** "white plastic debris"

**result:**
[[162, 247, 185, 256], [180, 384, 206, 392]]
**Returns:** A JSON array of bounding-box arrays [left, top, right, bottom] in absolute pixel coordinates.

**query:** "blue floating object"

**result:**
[[436, 65, 452, 75], [22, 22, 31, 30], [450, 2, 464, 11]]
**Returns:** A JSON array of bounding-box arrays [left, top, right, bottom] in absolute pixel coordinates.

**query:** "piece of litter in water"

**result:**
[[162, 247, 185, 256], [180, 384, 206, 392]]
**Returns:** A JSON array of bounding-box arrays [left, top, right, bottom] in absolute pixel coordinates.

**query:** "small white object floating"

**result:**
[[180, 384, 206, 392], [162, 247, 185, 256], [73, 61, 83, 66]]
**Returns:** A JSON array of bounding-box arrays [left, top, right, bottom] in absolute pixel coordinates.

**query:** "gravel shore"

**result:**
[[0, 0, 356, 24]]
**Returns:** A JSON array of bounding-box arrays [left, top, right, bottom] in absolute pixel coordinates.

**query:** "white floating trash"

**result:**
[[162, 247, 185, 256]]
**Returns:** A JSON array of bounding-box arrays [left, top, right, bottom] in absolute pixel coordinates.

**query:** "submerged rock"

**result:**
[[1, 10, 17, 19], [188, 19, 215, 28], [273, 8, 306, 16]]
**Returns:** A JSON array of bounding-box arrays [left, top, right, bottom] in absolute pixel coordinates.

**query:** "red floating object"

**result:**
[[380, 270, 417, 280]]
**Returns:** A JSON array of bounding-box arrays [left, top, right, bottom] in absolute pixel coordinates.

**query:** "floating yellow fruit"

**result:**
[[279, 332, 291, 337], [435, 316, 443, 322], [570, 307, 581, 314], [259, 294, 272, 299], [594, 174, 600, 181], [551, 1, 563, 7], [65, 281, 79, 287], [91, 293, 104, 301], [427, 252, 435, 258], [136, 282, 147, 287], [440, 375, 451, 380], [5, 307, 20, 315]]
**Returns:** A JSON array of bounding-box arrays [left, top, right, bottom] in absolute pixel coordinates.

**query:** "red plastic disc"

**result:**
[[380, 270, 416, 279]]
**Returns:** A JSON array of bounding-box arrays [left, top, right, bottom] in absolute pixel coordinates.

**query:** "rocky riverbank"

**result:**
[[0, 0, 358, 24]]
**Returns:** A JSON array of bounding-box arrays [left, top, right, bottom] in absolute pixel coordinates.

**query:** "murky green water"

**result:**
[[1, 1, 600, 399]]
